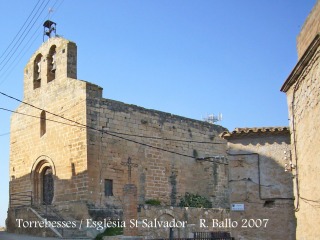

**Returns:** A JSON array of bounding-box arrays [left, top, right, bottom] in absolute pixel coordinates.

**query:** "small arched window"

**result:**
[[40, 111, 46, 137], [33, 54, 42, 89], [47, 45, 56, 83]]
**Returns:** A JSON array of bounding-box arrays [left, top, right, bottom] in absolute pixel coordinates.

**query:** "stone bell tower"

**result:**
[[8, 32, 89, 213], [23, 37, 77, 101]]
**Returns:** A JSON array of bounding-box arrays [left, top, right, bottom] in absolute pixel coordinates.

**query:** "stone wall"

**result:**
[[297, 0, 320, 59], [222, 129, 296, 240], [283, 41, 320, 240], [9, 38, 88, 206], [85, 92, 228, 212], [7, 208, 56, 237], [138, 206, 231, 239], [9, 36, 230, 234]]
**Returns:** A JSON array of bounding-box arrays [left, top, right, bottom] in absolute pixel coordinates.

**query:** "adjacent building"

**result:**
[[221, 127, 295, 240], [281, 1, 320, 239]]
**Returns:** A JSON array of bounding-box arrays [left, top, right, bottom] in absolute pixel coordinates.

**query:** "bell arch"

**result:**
[[47, 45, 56, 82], [31, 155, 56, 205], [33, 53, 42, 89]]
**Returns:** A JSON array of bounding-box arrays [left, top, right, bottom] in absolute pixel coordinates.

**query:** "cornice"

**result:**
[[281, 34, 320, 93]]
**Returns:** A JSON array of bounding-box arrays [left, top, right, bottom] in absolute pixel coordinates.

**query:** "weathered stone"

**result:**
[[281, 2, 320, 238], [221, 128, 295, 240], [8, 37, 229, 238]]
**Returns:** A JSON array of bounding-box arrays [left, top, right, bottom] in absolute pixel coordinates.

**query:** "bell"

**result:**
[[51, 64, 56, 73]]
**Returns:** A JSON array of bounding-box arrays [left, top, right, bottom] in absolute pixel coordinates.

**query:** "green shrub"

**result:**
[[145, 199, 161, 206], [179, 192, 212, 208]]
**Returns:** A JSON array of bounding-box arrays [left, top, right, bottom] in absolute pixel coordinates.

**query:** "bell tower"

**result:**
[[23, 27, 77, 100]]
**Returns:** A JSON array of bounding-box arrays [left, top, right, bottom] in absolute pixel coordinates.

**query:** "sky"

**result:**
[[0, 0, 316, 227]]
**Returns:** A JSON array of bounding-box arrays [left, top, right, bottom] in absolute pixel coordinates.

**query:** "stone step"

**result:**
[[30, 206, 89, 238]]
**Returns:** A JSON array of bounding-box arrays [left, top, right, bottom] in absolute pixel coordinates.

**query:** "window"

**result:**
[[40, 111, 46, 137], [105, 179, 113, 196]]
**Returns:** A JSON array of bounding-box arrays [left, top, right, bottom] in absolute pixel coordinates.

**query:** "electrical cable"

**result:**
[[0, 132, 10, 137], [0, 0, 51, 73], [287, 36, 320, 212], [0, 97, 88, 137], [227, 151, 294, 201], [0, 107, 86, 129], [0, 92, 225, 144], [0, 0, 42, 61], [0, 0, 64, 86], [291, 83, 300, 212], [0, 104, 226, 163]]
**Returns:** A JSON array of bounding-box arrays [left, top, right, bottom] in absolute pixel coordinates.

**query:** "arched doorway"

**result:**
[[43, 167, 54, 205], [31, 156, 56, 205]]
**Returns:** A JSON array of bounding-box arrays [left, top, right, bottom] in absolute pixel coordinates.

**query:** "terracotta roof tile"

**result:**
[[220, 127, 290, 139]]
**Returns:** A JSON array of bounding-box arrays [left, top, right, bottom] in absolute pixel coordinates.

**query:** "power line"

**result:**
[[0, 106, 226, 161], [104, 130, 223, 144], [0, 0, 42, 61], [0, 106, 224, 161], [0, 132, 10, 137], [0, 97, 87, 136], [0, 0, 51, 73], [0, 92, 225, 144], [0, 92, 227, 163], [0, 0, 64, 86], [0, 107, 86, 129]]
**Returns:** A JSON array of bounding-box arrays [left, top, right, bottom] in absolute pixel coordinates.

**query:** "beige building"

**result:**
[[281, 1, 320, 239], [7, 36, 229, 238], [9, 6, 318, 235], [221, 127, 295, 240]]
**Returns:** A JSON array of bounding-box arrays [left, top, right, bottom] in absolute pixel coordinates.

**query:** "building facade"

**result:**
[[221, 127, 295, 240], [7, 37, 229, 237], [281, 1, 320, 238]]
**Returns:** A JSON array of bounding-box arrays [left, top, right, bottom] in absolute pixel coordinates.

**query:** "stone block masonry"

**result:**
[[297, 0, 320, 59], [282, 35, 320, 239], [8, 36, 230, 238], [123, 184, 138, 236], [138, 206, 231, 239], [86, 95, 229, 211]]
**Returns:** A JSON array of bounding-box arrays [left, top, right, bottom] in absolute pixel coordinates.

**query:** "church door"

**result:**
[[43, 167, 54, 205]]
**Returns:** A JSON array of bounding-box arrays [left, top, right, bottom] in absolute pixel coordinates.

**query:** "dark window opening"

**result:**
[[105, 179, 113, 196], [263, 200, 275, 208], [40, 111, 46, 137]]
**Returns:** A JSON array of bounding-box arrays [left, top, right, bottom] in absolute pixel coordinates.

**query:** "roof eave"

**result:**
[[220, 127, 290, 140], [281, 33, 320, 93]]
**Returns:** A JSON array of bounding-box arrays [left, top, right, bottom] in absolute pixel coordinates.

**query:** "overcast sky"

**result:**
[[0, 0, 316, 226]]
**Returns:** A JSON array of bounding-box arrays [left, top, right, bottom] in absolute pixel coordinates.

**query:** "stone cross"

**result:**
[[121, 157, 138, 183]]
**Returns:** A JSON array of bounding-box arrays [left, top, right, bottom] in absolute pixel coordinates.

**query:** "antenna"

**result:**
[[202, 113, 223, 124]]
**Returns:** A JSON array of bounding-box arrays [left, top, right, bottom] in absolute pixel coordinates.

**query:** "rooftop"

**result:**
[[220, 127, 290, 139]]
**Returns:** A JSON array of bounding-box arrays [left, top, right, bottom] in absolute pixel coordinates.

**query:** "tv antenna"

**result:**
[[202, 113, 222, 124]]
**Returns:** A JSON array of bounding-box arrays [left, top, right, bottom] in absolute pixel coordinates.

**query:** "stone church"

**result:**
[[10, 6, 318, 236], [7, 36, 230, 238]]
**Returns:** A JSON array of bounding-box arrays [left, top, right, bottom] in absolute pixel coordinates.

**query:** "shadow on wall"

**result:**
[[226, 134, 296, 240]]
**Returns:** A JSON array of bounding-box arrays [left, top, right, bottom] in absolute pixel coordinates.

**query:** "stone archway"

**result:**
[[31, 156, 56, 205]]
